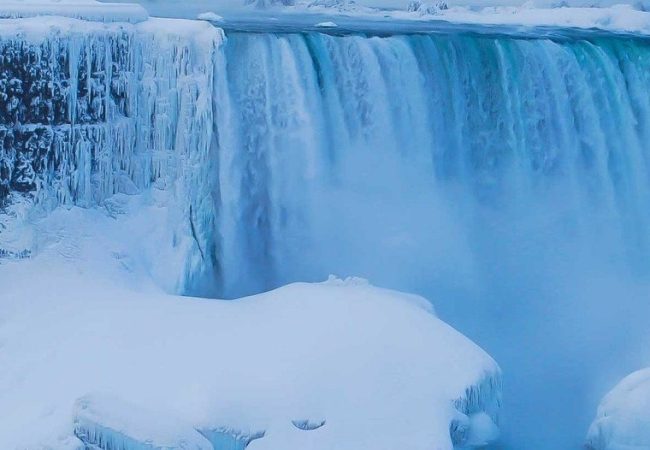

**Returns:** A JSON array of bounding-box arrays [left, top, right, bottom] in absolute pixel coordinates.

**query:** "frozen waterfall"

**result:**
[[2, 19, 650, 448]]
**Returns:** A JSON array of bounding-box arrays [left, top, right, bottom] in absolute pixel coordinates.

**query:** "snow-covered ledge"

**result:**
[[0, 200, 501, 450], [0, 0, 148, 23], [586, 369, 650, 450]]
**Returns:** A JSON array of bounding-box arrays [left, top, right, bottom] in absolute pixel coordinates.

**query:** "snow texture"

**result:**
[[586, 369, 650, 450]]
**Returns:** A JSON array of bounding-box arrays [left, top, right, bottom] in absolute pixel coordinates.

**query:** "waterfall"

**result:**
[[3, 22, 650, 448], [214, 32, 650, 297], [212, 32, 650, 448]]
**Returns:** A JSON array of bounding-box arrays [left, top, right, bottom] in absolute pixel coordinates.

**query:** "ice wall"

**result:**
[[0, 17, 221, 292]]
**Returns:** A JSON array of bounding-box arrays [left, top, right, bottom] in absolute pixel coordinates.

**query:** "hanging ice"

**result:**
[[0, 16, 222, 293], [74, 394, 213, 450]]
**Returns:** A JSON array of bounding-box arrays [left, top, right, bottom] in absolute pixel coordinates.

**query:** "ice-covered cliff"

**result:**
[[0, 15, 222, 293]]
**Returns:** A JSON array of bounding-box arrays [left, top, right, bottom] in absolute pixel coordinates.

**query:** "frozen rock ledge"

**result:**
[[586, 368, 650, 450]]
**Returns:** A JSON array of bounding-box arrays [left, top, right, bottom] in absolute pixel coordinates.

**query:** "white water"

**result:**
[[3, 23, 650, 448]]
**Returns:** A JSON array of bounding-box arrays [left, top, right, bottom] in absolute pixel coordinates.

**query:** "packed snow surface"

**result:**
[[1, 0, 147, 23], [586, 368, 650, 450], [0, 197, 501, 450]]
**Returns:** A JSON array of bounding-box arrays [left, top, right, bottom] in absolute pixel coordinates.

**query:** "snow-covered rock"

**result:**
[[0, 200, 501, 450], [198, 11, 225, 22], [586, 369, 650, 450]]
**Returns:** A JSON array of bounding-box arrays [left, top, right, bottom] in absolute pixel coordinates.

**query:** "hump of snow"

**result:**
[[198, 11, 225, 22], [586, 368, 650, 450], [0, 0, 148, 23], [0, 202, 501, 450]]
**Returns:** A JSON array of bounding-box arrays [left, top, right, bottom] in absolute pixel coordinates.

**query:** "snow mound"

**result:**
[[586, 368, 650, 450], [198, 11, 225, 22], [0, 201, 501, 450], [0, 0, 148, 23]]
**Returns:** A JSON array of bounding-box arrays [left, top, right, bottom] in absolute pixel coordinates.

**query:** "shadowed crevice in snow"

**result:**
[[291, 419, 326, 430]]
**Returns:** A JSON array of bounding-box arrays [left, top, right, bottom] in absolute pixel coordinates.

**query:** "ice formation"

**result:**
[[586, 369, 650, 450], [0, 15, 222, 292]]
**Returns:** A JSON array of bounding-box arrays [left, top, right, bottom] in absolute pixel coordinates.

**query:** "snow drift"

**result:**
[[0, 199, 501, 450]]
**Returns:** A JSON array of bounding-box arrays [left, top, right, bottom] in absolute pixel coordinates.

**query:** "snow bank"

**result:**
[[0, 0, 148, 23], [0, 198, 501, 450], [586, 368, 650, 450]]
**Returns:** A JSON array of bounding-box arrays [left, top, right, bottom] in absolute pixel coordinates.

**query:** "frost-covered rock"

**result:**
[[586, 368, 650, 450]]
